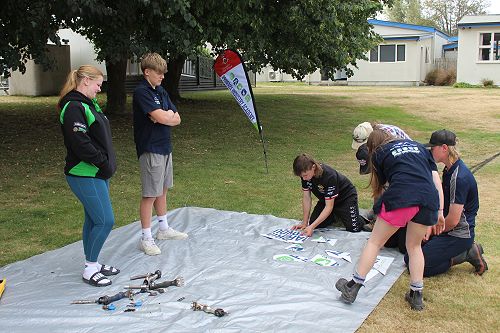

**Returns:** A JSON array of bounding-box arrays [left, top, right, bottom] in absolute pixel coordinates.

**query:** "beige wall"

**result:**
[[9, 45, 71, 96], [457, 27, 500, 85], [349, 40, 428, 85], [58, 29, 107, 76]]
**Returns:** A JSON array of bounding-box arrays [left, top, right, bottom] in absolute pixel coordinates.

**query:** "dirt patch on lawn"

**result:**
[[256, 85, 500, 133]]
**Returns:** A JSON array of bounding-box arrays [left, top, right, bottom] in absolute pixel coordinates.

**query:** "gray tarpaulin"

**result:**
[[0, 207, 405, 332]]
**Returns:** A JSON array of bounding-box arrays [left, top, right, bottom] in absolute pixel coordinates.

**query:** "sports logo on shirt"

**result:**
[[72, 122, 87, 133], [326, 186, 335, 197], [154, 96, 161, 105]]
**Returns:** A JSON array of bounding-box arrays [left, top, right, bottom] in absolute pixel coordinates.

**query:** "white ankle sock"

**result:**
[[142, 227, 153, 240], [157, 215, 169, 231], [83, 262, 99, 280]]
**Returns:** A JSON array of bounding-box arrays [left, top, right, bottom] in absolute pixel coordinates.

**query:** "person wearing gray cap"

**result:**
[[404, 129, 488, 277]]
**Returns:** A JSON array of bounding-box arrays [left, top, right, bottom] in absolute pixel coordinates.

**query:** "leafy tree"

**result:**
[[422, 0, 488, 35], [385, 0, 488, 35], [0, 1, 63, 76], [1, 0, 392, 114]]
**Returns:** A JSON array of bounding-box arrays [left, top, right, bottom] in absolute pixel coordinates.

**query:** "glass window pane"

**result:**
[[370, 47, 378, 62], [397, 45, 405, 61], [480, 48, 490, 61], [481, 33, 491, 45], [494, 33, 500, 42], [380, 45, 396, 62]]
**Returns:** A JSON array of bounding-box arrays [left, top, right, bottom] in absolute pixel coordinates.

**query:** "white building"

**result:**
[[456, 15, 500, 85], [257, 19, 453, 86]]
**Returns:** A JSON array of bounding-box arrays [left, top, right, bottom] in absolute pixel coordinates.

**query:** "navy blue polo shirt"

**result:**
[[301, 164, 357, 204], [133, 79, 177, 158], [372, 140, 439, 213], [442, 159, 478, 239]]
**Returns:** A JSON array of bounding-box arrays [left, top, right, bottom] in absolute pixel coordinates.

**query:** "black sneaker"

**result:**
[[466, 242, 488, 275], [335, 278, 362, 304], [405, 290, 424, 311]]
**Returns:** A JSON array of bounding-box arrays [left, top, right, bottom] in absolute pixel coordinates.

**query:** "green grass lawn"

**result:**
[[0, 84, 498, 332]]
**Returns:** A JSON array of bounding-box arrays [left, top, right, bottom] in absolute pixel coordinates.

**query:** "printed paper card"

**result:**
[[364, 256, 395, 282], [326, 239, 337, 247], [325, 250, 352, 263], [310, 254, 339, 267], [285, 244, 305, 252], [372, 255, 394, 275], [365, 268, 379, 282], [261, 228, 308, 243], [273, 254, 309, 262], [310, 236, 327, 243]]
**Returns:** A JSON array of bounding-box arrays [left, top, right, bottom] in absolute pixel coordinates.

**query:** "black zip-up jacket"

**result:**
[[59, 91, 117, 179]]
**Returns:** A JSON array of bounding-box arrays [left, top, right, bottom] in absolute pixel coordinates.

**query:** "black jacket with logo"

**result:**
[[59, 91, 117, 179]]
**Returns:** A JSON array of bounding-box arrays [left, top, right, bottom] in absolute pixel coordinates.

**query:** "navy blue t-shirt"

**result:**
[[442, 159, 478, 239], [301, 164, 357, 204], [133, 79, 177, 158], [372, 140, 439, 213]]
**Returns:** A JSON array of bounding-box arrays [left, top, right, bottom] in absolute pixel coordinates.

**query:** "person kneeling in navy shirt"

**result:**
[[404, 129, 488, 276]]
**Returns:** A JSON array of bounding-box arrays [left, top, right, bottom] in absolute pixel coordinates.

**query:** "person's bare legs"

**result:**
[[336, 217, 398, 303], [356, 216, 399, 277], [405, 221, 427, 283], [404, 221, 428, 310], [140, 196, 156, 230], [153, 189, 167, 217]]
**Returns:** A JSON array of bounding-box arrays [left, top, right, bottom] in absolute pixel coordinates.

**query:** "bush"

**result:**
[[481, 78, 494, 87], [435, 68, 456, 86], [425, 69, 439, 85], [453, 82, 480, 88], [425, 68, 456, 86]]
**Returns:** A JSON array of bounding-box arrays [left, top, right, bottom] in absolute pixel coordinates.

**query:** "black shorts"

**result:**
[[310, 197, 362, 232], [412, 205, 438, 227]]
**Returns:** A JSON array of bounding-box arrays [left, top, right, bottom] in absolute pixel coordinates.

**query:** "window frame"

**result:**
[[369, 43, 406, 63], [477, 31, 500, 63]]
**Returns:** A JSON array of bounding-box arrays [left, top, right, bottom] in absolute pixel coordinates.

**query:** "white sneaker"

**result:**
[[140, 238, 161, 256], [156, 228, 188, 240]]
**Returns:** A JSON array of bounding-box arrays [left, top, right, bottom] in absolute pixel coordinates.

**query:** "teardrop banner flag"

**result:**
[[214, 49, 268, 173]]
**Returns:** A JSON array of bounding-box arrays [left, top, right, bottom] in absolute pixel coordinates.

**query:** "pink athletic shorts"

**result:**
[[378, 202, 420, 228]]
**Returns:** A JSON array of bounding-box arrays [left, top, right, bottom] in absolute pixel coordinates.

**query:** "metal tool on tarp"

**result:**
[[176, 297, 228, 317], [130, 269, 162, 286], [191, 301, 228, 317], [71, 290, 134, 305], [124, 276, 184, 292]]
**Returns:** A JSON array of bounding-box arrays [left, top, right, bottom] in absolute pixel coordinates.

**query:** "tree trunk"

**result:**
[[163, 54, 186, 103], [105, 57, 128, 114]]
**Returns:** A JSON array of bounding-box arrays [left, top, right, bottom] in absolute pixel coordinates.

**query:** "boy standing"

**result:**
[[133, 53, 188, 256]]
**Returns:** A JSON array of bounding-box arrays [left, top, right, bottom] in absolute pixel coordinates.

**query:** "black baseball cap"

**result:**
[[425, 129, 456, 147], [356, 143, 370, 175]]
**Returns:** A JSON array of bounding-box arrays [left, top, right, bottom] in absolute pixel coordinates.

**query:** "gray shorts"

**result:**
[[139, 152, 173, 197]]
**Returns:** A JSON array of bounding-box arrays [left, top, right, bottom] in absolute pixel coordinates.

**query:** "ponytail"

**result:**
[[58, 65, 104, 105], [367, 129, 394, 198]]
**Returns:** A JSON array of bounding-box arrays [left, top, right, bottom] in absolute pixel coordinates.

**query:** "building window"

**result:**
[[478, 32, 500, 61], [370, 44, 406, 62]]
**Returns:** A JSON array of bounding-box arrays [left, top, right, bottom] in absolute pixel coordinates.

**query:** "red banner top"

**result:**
[[214, 50, 243, 77]]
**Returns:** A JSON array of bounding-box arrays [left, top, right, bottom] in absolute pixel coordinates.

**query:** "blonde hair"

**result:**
[[366, 129, 395, 198], [59, 65, 103, 104], [447, 144, 460, 164], [140, 53, 167, 73], [293, 153, 323, 177]]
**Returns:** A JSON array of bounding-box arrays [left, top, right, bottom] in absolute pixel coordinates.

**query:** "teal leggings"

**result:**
[[66, 176, 115, 262]]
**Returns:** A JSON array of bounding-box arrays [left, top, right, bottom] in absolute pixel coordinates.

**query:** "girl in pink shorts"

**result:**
[[335, 129, 445, 311]]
